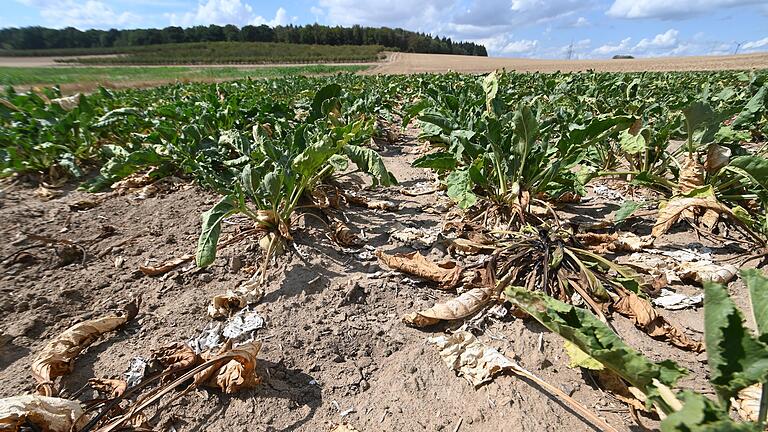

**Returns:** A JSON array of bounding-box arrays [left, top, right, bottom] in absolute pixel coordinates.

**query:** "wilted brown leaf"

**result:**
[[734, 384, 762, 423], [678, 262, 738, 285], [208, 285, 264, 319], [344, 192, 398, 211], [0, 395, 87, 432], [677, 154, 705, 195], [139, 254, 193, 276], [704, 144, 731, 173], [376, 250, 462, 289], [194, 341, 262, 394], [88, 378, 127, 398], [32, 297, 140, 396], [151, 343, 200, 374], [112, 172, 154, 192], [577, 232, 652, 254], [332, 221, 362, 247], [593, 371, 647, 412], [651, 196, 732, 238], [613, 292, 703, 352], [428, 331, 515, 387], [403, 285, 494, 327], [447, 238, 496, 255]]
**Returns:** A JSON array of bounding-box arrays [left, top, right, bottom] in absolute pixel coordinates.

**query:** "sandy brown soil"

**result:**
[[0, 130, 759, 431], [369, 52, 768, 74]]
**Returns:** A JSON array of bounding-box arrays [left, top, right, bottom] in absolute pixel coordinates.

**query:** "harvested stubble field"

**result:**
[[1, 68, 768, 432]]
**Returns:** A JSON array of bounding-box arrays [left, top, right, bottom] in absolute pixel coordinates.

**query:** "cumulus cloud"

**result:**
[[635, 28, 679, 50], [606, 0, 763, 19], [471, 34, 539, 56], [316, 0, 454, 30], [169, 0, 290, 27], [593, 37, 633, 55], [454, 0, 585, 30], [16, 0, 139, 28]]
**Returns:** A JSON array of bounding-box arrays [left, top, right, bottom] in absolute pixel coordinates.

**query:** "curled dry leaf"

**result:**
[[613, 292, 703, 352], [733, 384, 762, 423], [194, 341, 262, 394], [593, 370, 647, 412], [678, 261, 738, 285], [447, 238, 496, 255], [51, 94, 81, 111], [403, 265, 494, 328], [428, 331, 515, 387], [208, 285, 264, 319], [150, 343, 200, 374], [344, 192, 398, 211], [577, 232, 653, 254], [32, 297, 140, 396], [375, 250, 462, 289], [403, 285, 494, 327], [0, 395, 87, 432], [652, 196, 732, 238], [332, 221, 362, 248], [677, 154, 705, 195], [88, 378, 128, 398], [704, 144, 731, 173], [111, 171, 154, 192], [139, 254, 193, 276]]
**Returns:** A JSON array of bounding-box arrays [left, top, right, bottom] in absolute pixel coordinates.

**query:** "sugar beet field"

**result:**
[[2, 69, 768, 432]]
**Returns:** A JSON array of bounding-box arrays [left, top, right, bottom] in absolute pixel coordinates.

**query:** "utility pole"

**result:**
[[566, 39, 574, 60], [734, 42, 743, 55]]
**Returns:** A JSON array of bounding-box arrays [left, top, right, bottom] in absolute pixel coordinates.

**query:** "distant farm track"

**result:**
[[368, 52, 768, 74]]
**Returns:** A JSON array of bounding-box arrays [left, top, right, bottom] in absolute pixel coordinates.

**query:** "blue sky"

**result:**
[[4, 0, 768, 58]]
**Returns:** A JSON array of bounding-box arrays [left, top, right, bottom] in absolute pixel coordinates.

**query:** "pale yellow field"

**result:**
[[367, 51, 768, 74]]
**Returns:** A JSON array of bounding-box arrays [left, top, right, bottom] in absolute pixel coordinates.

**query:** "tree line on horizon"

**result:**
[[0, 24, 488, 56]]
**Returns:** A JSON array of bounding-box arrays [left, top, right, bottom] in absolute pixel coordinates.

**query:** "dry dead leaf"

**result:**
[[112, 172, 154, 191], [593, 370, 647, 412], [733, 384, 762, 423], [577, 232, 652, 253], [613, 292, 703, 352], [332, 221, 362, 247], [704, 144, 731, 173], [194, 341, 262, 394], [678, 262, 738, 285], [139, 254, 193, 276], [32, 297, 140, 396], [376, 250, 462, 289], [447, 238, 496, 255], [652, 196, 732, 238], [151, 343, 200, 374], [428, 331, 515, 387], [88, 378, 128, 398], [208, 286, 263, 319], [677, 154, 705, 195], [403, 285, 494, 327], [34, 186, 62, 200], [0, 395, 87, 432], [344, 192, 398, 211]]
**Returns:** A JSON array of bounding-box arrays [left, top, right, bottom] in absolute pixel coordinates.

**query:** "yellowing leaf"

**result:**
[[564, 341, 604, 370]]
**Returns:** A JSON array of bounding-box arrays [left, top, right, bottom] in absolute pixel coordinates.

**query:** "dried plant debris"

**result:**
[[88, 378, 128, 398], [0, 395, 87, 432], [577, 232, 653, 254], [208, 285, 264, 319], [332, 221, 363, 248], [188, 308, 265, 353], [150, 343, 200, 374], [428, 331, 618, 432], [389, 225, 439, 249], [403, 285, 494, 327], [32, 297, 140, 396], [139, 254, 194, 276], [331, 423, 361, 432], [653, 289, 704, 310], [619, 247, 738, 286], [428, 331, 516, 387], [733, 384, 762, 423], [194, 341, 262, 394], [343, 191, 398, 211], [375, 250, 462, 289], [613, 292, 703, 352]]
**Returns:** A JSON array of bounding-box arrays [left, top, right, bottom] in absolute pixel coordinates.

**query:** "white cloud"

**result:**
[[593, 37, 632, 55], [742, 36, 768, 52], [16, 0, 139, 28], [635, 28, 679, 50], [316, 0, 454, 30], [572, 16, 590, 27], [606, 0, 763, 19], [472, 34, 539, 56], [169, 0, 289, 27]]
